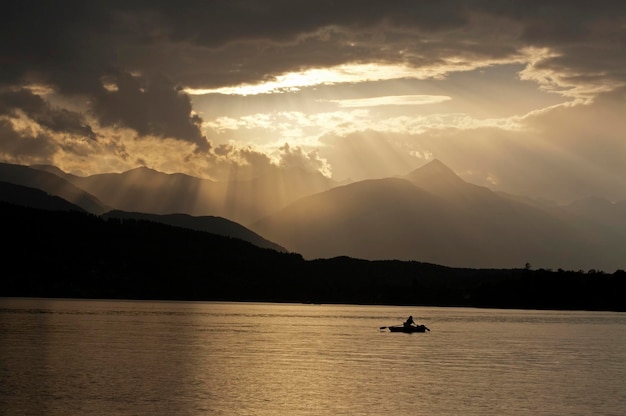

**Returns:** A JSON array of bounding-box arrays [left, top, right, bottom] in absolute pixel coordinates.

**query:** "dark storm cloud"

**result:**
[[3, 1, 625, 87], [92, 72, 209, 151], [113, 1, 626, 91], [1, 1, 625, 149], [0, 89, 96, 140], [1, 1, 211, 149]]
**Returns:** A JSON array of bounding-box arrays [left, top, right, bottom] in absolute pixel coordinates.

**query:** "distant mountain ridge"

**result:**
[[33, 164, 338, 225], [3, 159, 626, 272], [0, 163, 288, 252], [251, 159, 626, 271]]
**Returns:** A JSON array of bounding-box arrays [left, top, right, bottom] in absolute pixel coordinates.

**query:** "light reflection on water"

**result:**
[[1, 298, 625, 416]]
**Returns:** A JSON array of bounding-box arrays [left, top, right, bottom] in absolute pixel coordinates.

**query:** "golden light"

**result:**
[[186, 63, 449, 96]]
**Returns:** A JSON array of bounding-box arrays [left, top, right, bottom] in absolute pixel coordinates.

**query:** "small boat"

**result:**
[[382, 324, 430, 333]]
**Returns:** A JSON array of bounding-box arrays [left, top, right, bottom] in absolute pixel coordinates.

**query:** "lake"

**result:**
[[1, 298, 625, 415]]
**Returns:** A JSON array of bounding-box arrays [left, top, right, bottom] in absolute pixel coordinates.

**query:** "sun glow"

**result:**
[[186, 63, 452, 96]]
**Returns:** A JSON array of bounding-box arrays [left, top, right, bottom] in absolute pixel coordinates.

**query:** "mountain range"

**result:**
[[252, 160, 626, 270], [31, 163, 337, 225], [0, 164, 282, 252], [1, 159, 625, 272]]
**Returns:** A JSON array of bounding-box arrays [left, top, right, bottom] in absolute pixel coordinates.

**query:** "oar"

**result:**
[[379, 324, 402, 330]]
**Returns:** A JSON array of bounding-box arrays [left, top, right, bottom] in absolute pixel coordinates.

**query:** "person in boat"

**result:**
[[403, 315, 416, 327]]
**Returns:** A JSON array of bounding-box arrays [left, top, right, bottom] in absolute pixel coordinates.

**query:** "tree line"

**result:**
[[2, 201, 624, 312]]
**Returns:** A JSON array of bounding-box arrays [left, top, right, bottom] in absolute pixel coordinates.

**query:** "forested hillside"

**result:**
[[2, 202, 624, 311]]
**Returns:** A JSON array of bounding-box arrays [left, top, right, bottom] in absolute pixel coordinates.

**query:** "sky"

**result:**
[[1, 1, 625, 203]]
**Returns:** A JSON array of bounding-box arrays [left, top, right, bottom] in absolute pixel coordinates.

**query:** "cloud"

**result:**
[[206, 108, 523, 147], [277, 142, 331, 177], [0, 88, 96, 140], [185, 64, 431, 96], [3, 2, 625, 95], [92, 72, 210, 152], [518, 47, 626, 102], [325, 95, 451, 108], [209, 142, 330, 182], [0, 118, 58, 163]]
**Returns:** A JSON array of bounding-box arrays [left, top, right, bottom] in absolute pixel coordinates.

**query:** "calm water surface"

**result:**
[[1, 298, 625, 415]]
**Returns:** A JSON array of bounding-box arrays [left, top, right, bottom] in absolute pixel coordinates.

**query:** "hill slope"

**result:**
[[101, 210, 286, 252], [0, 181, 86, 212], [0, 162, 109, 214]]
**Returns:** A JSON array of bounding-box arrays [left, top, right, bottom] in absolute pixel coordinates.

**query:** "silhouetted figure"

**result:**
[[404, 315, 416, 327]]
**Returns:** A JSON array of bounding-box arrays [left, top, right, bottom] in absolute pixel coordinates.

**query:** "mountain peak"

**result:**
[[417, 158, 457, 174], [406, 159, 464, 187], [125, 166, 161, 175]]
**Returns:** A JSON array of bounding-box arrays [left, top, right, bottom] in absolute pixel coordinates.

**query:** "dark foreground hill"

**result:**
[[0, 181, 87, 213], [1, 202, 624, 311], [101, 210, 286, 252]]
